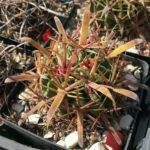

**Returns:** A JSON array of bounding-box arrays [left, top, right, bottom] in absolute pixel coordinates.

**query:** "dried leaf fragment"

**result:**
[[88, 82, 116, 109], [90, 56, 99, 76], [20, 37, 50, 56], [46, 90, 66, 127], [5, 72, 40, 83], [111, 88, 139, 102], [54, 16, 68, 43], [77, 111, 83, 148], [107, 39, 143, 58], [88, 82, 139, 102], [79, 5, 91, 45]]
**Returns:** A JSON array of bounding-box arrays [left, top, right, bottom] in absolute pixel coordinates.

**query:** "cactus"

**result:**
[[91, 0, 149, 36], [5, 5, 144, 148]]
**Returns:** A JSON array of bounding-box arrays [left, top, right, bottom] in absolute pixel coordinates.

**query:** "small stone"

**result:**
[[21, 101, 26, 105], [24, 105, 29, 112], [125, 74, 138, 91], [65, 131, 78, 149], [28, 114, 40, 124], [59, 132, 63, 138], [77, 9, 84, 18], [124, 64, 137, 72], [44, 131, 54, 139], [38, 122, 45, 126], [21, 112, 26, 118], [119, 115, 133, 130], [57, 140, 66, 147], [12, 103, 24, 113], [15, 55, 20, 63], [89, 142, 105, 150], [19, 88, 33, 100], [126, 46, 139, 54], [134, 69, 141, 79]]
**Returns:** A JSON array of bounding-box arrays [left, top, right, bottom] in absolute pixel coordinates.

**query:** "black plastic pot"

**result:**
[[113, 55, 150, 150], [0, 134, 39, 150], [123, 55, 150, 150], [0, 117, 66, 150], [124, 81, 150, 150], [0, 55, 149, 150]]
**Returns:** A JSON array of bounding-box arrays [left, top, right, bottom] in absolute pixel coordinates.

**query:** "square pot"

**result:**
[[0, 55, 149, 150]]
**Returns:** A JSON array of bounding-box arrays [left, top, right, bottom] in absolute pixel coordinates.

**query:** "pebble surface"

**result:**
[[89, 142, 105, 150], [28, 114, 40, 124], [56, 140, 66, 147], [119, 114, 133, 130], [12, 103, 24, 113], [65, 131, 78, 149], [44, 131, 54, 139]]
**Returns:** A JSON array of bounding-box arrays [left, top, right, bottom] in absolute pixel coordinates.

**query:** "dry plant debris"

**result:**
[[0, 0, 73, 41]]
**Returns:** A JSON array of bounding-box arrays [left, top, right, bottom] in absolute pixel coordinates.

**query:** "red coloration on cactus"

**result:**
[[0, 98, 3, 104], [63, 44, 67, 69], [0, 118, 3, 122], [83, 58, 91, 69], [43, 29, 51, 43]]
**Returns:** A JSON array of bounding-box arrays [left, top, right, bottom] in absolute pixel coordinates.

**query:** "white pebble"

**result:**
[[12, 103, 24, 113], [89, 142, 105, 150], [15, 55, 20, 63], [119, 115, 133, 130], [59, 132, 63, 138], [44, 131, 54, 139], [134, 69, 141, 79], [28, 114, 40, 124], [124, 64, 136, 72], [77, 8, 84, 18], [24, 105, 29, 112], [65, 131, 78, 149], [19, 88, 33, 100], [38, 122, 45, 126], [57, 140, 66, 147], [21, 112, 26, 118], [21, 101, 26, 105], [126, 46, 139, 54]]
